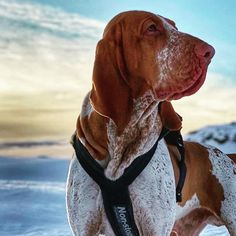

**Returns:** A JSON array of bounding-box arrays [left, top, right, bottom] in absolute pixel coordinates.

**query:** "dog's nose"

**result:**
[[194, 42, 215, 62]]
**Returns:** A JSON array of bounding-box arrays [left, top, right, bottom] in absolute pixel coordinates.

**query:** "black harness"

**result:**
[[72, 127, 186, 236]]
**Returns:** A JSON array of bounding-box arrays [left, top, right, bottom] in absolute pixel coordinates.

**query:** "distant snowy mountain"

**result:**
[[185, 122, 236, 153], [0, 140, 65, 149]]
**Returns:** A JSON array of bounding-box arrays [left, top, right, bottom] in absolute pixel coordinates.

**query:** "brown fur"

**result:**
[[76, 11, 214, 160], [71, 11, 218, 235], [168, 141, 225, 211]]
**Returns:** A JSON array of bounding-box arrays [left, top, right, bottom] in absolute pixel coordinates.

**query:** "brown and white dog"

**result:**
[[66, 11, 236, 235]]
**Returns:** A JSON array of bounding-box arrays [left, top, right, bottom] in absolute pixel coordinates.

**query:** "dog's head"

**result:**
[[90, 11, 215, 130]]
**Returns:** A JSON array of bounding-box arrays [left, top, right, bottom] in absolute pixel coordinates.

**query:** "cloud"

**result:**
[[0, 0, 105, 39], [173, 72, 236, 134], [0, 0, 107, 140], [0, 0, 105, 94], [0, 0, 235, 140]]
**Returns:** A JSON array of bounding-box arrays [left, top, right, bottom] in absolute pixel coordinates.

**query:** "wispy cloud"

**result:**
[[0, 0, 106, 140], [0, 0, 105, 39], [0, 0, 104, 94], [0, 0, 235, 140]]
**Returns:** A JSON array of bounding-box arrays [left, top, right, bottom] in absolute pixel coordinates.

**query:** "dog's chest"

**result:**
[[128, 140, 176, 235], [67, 140, 176, 235]]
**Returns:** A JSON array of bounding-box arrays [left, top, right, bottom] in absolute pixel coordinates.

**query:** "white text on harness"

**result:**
[[114, 206, 133, 236]]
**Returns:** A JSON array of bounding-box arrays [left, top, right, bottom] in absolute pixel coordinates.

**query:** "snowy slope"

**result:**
[[0, 157, 71, 236], [1, 122, 235, 236], [185, 122, 236, 153], [0, 156, 230, 236]]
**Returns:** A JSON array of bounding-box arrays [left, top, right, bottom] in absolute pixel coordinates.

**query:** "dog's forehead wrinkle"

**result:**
[[158, 15, 177, 32], [105, 11, 164, 35]]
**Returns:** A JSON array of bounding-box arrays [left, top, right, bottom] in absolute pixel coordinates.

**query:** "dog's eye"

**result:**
[[148, 24, 158, 32], [145, 24, 161, 36]]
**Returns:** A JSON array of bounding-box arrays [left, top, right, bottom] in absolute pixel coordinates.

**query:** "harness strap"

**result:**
[[72, 128, 169, 236], [71, 127, 186, 235], [72, 128, 168, 187], [164, 130, 186, 202]]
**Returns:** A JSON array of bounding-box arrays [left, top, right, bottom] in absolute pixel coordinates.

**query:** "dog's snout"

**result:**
[[194, 43, 215, 61]]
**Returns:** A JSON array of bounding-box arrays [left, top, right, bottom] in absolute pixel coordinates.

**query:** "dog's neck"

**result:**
[[77, 90, 163, 179]]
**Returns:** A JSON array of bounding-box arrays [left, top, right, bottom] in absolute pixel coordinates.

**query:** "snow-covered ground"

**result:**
[[0, 157, 71, 236], [185, 122, 236, 153], [0, 156, 229, 236], [1, 122, 235, 235]]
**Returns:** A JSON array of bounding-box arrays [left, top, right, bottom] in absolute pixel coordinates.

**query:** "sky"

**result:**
[[0, 0, 235, 141]]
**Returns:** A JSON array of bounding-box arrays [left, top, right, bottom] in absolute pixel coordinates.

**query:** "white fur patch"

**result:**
[[80, 92, 94, 118], [157, 17, 181, 83], [175, 193, 200, 220], [206, 145, 236, 234], [66, 153, 104, 235], [128, 139, 176, 235], [78, 137, 86, 146]]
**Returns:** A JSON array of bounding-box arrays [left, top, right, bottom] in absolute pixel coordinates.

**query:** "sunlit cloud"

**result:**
[[0, 0, 235, 140], [0, 0, 104, 94], [173, 72, 236, 133], [0, 0, 106, 140]]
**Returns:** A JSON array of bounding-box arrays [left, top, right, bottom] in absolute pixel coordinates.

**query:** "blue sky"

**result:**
[[0, 0, 235, 140], [23, 0, 236, 82]]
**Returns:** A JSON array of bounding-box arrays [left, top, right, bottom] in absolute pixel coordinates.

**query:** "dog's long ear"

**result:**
[[159, 101, 182, 131], [90, 23, 132, 133]]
